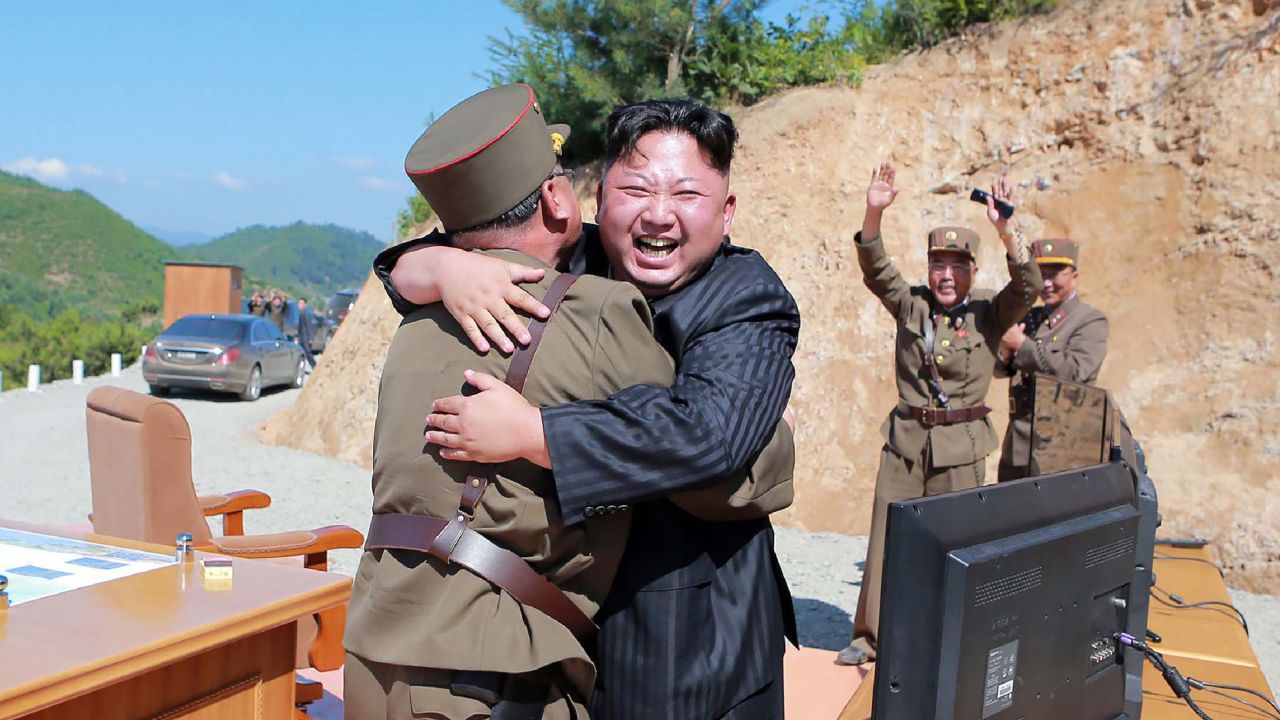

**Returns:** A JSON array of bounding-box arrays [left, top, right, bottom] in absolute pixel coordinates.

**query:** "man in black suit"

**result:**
[[375, 98, 800, 719]]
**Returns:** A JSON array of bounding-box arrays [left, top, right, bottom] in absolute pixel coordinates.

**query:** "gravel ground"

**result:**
[[2, 364, 1275, 693]]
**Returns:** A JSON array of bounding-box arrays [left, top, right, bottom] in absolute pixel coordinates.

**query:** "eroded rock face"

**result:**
[[260, 0, 1280, 591]]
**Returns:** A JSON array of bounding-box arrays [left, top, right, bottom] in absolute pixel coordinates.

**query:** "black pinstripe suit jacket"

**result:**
[[373, 227, 801, 719], [555, 230, 800, 720]]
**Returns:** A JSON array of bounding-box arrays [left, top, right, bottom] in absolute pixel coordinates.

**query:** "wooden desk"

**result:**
[[0, 521, 350, 720], [839, 546, 1274, 719]]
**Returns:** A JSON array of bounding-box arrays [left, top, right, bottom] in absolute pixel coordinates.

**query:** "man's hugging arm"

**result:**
[[545, 268, 801, 525]]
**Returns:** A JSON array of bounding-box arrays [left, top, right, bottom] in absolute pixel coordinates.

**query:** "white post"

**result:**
[[27, 365, 40, 392], [110, 353, 122, 377], [72, 359, 85, 384]]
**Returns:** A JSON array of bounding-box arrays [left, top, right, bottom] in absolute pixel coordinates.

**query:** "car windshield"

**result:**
[[164, 317, 244, 342]]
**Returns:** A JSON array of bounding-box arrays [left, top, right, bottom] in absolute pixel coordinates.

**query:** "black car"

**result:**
[[322, 289, 359, 345]]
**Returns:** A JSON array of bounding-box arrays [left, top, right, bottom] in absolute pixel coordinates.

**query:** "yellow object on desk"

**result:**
[[200, 556, 233, 582]]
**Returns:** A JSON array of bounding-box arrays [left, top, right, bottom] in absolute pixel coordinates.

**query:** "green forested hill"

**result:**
[[0, 170, 170, 318], [184, 221, 382, 301], [0, 172, 383, 389]]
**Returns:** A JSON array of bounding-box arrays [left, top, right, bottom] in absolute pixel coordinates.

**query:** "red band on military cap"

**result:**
[[409, 84, 537, 176]]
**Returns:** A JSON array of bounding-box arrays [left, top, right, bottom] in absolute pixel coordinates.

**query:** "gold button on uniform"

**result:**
[[943, 316, 952, 326], [936, 354, 945, 364], [941, 339, 951, 347]]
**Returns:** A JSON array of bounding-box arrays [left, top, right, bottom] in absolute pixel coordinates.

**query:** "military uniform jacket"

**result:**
[[373, 230, 802, 719], [351, 246, 795, 702], [856, 232, 1041, 468], [996, 293, 1109, 467]]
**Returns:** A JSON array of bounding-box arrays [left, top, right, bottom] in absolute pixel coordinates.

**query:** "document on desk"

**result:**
[[0, 528, 172, 607]]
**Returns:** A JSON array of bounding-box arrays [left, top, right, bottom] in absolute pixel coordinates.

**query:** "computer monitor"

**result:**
[[872, 457, 1158, 720]]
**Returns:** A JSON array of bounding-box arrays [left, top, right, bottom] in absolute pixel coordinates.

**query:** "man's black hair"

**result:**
[[454, 181, 544, 237], [605, 99, 737, 174]]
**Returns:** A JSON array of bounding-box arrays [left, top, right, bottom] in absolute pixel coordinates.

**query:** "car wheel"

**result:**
[[148, 384, 170, 397], [291, 358, 306, 388], [240, 365, 262, 401]]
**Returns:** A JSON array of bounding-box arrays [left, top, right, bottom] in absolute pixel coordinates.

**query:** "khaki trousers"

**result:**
[[850, 444, 985, 652], [344, 652, 585, 720]]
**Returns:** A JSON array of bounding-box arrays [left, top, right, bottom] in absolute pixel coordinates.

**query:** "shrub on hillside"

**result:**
[[880, 0, 1059, 48], [396, 0, 1057, 231], [0, 305, 156, 390]]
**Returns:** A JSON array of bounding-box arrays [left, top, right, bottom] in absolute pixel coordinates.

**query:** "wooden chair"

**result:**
[[84, 386, 363, 717]]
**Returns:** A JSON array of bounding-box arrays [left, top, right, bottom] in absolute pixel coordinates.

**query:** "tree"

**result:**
[[490, 0, 789, 161]]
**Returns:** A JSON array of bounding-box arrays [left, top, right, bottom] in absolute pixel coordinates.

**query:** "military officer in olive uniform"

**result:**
[[343, 84, 794, 719], [995, 238, 1109, 481], [836, 163, 1041, 666]]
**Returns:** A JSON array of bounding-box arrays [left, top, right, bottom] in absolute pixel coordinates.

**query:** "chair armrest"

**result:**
[[196, 525, 365, 571], [199, 489, 272, 536]]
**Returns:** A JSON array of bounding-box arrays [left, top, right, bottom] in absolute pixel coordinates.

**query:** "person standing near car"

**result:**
[[267, 291, 287, 333], [248, 289, 266, 316], [295, 297, 317, 369]]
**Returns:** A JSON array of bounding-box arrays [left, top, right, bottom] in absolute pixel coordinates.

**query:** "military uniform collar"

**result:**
[[1045, 293, 1079, 329], [929, 294, 970, 319]]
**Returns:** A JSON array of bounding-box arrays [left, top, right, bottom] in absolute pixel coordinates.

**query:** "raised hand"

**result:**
[[987, 176, 1015, 233], [867, 162, 901, 211]]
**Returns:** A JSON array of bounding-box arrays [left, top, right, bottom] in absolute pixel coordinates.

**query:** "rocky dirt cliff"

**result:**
[[260, 0, 1280, 591]]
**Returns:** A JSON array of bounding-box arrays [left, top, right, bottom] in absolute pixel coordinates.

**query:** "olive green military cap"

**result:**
[[1031, 238, 1079, 267], [926, 226, 980, 261], [405, 83, 570, 232]]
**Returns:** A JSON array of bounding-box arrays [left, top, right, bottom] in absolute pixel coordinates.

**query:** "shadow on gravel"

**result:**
[[794, 597, 852, 650]]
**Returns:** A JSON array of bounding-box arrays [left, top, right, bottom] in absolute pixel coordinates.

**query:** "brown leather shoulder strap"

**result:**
[[505, 272, 578, 393], [455, 272, 579, 521], [412, 272, 595, 640]]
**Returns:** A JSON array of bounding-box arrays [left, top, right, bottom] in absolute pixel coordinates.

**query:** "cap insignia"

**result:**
[[945, 230, 957, 241], [533, 100, 542, 115], [1045, 242, 1054, 252]]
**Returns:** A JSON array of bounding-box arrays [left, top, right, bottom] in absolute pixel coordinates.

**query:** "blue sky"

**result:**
[[0, 1, 822, 242]]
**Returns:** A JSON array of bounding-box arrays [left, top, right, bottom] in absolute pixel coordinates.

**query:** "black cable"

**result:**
[[1196, 687, 1280, 719], [1151, 585, 1250, 636], [1189, 678, 1280, 717], [1155, 586, 1250, 635], [1118, 633, 1215, 720], [1154, 552, 1227, 578], [1149, 591, 1243, 630]]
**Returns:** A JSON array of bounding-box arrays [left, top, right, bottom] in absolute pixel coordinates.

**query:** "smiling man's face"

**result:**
[[927, 250, 976, 309], [596, 130, 736, 298], [1039, 263, 1078, 306]]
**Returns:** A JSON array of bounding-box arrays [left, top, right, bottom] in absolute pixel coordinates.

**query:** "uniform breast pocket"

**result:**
[[895, 324, 926, 366]]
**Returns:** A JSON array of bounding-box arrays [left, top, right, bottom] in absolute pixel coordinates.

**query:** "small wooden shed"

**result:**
[[162, 261, 244, 329]]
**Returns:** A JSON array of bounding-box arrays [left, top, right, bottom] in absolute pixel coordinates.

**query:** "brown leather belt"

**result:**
[[910, 404, 991, 427], [365, 273, 596, 643], [365, 513, 596, 641]]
